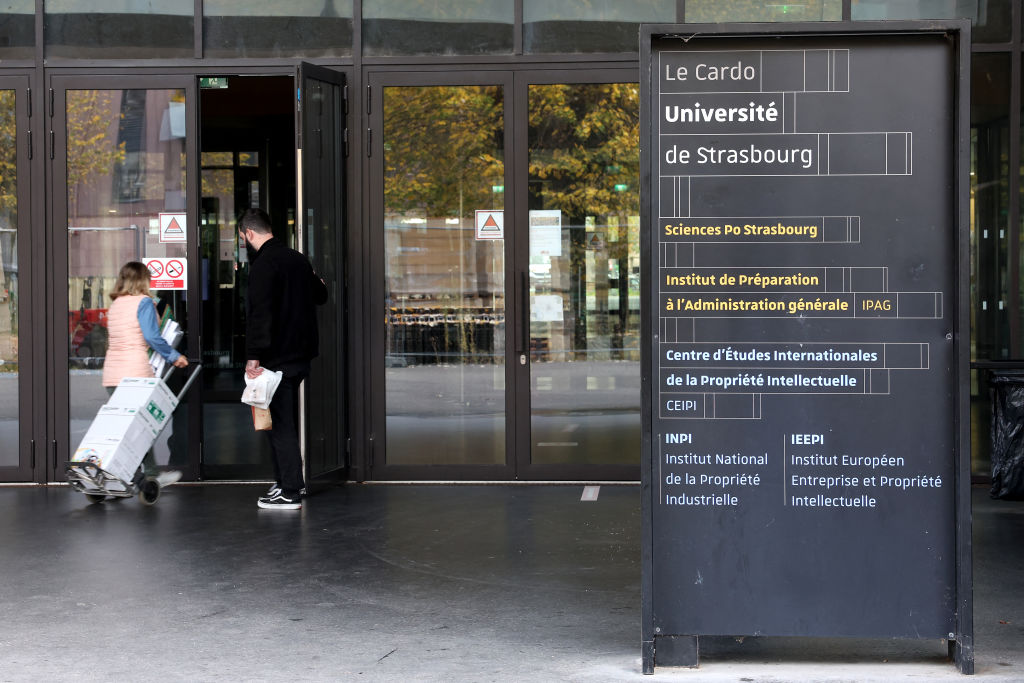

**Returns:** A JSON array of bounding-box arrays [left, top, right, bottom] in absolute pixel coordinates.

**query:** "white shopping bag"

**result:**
[[241, 369, 283, 410]]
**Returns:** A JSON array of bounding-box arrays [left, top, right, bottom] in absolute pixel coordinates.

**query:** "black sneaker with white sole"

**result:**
[[260, 484, 305, 504], [257, 492, 301, 510]]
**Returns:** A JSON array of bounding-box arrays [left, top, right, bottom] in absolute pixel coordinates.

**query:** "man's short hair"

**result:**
[[238, 208, 273, 235]]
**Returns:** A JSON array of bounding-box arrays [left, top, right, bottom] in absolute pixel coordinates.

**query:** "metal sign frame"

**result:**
[[640, 21, 972, 674]]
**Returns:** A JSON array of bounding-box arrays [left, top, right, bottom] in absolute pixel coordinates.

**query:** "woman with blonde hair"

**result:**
[[101, 261, 188, 487], [102, 261, 188, 389]]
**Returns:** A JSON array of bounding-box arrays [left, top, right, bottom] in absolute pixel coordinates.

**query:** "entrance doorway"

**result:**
[[198, 75, 295, 480], [49, 68, 346, 485], [197, 69, 348, 487]]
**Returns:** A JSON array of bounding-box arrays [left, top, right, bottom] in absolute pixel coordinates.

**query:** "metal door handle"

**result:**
[[520, 271, 528, 362]]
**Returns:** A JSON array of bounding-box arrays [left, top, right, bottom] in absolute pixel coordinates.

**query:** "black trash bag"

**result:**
[[990, 371, 1024, 500]]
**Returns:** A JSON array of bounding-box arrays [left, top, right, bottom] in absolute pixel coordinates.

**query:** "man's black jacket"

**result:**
[[245, 236, 328, 369]]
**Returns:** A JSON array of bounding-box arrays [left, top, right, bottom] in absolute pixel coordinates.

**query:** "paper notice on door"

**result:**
[[529, 210, 562, 257], [531, 294, 563, 322]]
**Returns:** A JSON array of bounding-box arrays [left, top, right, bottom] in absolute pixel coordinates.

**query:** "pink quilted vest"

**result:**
[[101, 294, 154, 387]]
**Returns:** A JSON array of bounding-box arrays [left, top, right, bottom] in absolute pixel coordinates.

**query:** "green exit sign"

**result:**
[[200, 77, 229, 89]]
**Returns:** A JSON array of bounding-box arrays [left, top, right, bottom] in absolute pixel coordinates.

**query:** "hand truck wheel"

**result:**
[[138, 478, 160, 506]]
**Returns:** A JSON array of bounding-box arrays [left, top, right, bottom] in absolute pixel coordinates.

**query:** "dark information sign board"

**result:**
[[640, 23, 972, 673]]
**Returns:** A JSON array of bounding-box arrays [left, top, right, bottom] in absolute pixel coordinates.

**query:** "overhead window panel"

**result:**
[[524, 0, 675, 54], [363, 0, 512, 56], [852, 0, 1010, 43], [686, 0, 842, 22], [0, 2, 34, 60], [204, 1, 353, 58], [45, 1, 193, 58]]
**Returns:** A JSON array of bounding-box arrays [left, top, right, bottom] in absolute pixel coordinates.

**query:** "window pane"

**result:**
[[363, 0, 512, 56], [0, 90, 18, 466], [66, 89, 189, 459], [1019, 55, 1024, 359], [686, 0, 842, 22], [383, 85, 506, 466], [0, 2, 35, 60], [203, 1, 352, 58], [524, 0, 675, 54], [528, 83, 641, 466], [46, 1, 193, 58], [970, 53, 1010, 362], [852, 0, 1010, 43]]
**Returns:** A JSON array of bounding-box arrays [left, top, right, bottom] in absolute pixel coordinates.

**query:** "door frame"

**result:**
[[44, 65, 354, 484], [366, 69, 518, 481], [511, 67, 640, 482], [365, 66, 642, 481], [45, 72, 200, 481]]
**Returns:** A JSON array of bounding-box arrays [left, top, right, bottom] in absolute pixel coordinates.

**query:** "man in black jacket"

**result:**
[[239, 208, 328, 510]]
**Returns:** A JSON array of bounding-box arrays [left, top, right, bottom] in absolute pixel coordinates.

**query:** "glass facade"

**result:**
[[0, 1, 1019, 481]]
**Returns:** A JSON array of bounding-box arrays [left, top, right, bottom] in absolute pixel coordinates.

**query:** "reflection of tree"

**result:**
[[202, 168, 234, 200], [66, 90, 126, 211], [384, 86, 504, 216], [528, 83, 640, 358], [382, 83, 641, 363], [0, 90, 16, 217], [528, 83, 638, 217], [382, 83, 639, 218]]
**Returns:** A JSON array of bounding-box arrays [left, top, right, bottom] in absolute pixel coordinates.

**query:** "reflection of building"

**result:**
[[0, 4, 1017, 485]]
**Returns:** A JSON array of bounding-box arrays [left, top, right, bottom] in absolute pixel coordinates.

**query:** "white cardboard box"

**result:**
[[72, 406, 161, 482], [106, 377, 178, 432]]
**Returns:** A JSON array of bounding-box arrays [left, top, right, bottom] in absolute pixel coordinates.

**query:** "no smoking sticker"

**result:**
[[143, 257, 187, 290]]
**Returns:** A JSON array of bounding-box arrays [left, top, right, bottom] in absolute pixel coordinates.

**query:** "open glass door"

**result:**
[[297, 63, 348, 490]]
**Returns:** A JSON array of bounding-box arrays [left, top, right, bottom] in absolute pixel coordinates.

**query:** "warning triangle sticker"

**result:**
[[164, 217, 184, 234], [480, 214, 501, 233]]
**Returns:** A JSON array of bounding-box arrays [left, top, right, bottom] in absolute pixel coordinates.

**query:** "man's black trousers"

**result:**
[[265, 367, 307, 498]]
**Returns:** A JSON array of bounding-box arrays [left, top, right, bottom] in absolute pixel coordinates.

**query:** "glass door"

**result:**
[[514, 71, 641, 480], [0, 75, 33, 482], [297, 63, 347, 489], [369, 69, 641, 481], [48, 75, 199, 480], [369, 72, 515, 479]]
